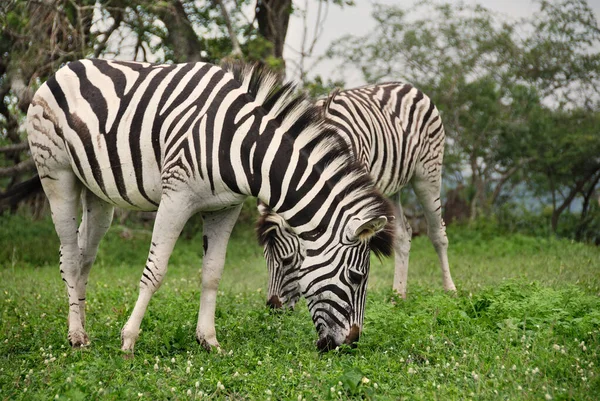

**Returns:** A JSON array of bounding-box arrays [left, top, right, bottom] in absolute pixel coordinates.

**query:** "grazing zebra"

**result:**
[[25, 59, 394, 352], [258, 82, 457, 309]]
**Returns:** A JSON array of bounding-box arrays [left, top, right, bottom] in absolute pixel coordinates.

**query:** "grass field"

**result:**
[[1, 213, 599, 400]]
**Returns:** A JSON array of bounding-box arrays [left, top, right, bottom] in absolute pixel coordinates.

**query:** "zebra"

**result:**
[[257, 82, 457, 309], [25, 59, 395, 353]]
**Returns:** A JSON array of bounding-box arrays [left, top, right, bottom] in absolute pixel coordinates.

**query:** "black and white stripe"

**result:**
[[26, 59, 394, 352], [258, 82, 456, 308]]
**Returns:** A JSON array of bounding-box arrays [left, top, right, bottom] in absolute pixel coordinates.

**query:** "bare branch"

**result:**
[[0, 159, 35, 178], [0, 143, 30, 154], [215, 0, 243, 57]]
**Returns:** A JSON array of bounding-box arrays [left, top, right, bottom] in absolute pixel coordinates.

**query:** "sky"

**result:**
[[283, 0, 600, 87]]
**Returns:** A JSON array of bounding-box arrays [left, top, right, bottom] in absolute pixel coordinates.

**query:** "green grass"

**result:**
[[1, 213, 599, 400]]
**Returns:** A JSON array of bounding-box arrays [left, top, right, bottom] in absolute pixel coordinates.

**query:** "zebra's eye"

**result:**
[[281, 255, 294, 265], [348, 268, 365, 285]]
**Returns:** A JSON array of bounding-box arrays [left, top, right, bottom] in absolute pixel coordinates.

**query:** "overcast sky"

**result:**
[[283, 0, 600, 87]]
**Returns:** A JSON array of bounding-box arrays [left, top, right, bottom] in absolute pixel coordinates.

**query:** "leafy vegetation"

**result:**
[[1, 214, 599, 400]]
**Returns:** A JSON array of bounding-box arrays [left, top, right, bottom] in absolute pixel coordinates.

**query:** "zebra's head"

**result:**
[[297, 196, 394, 352], [256, 201, 304, 309]]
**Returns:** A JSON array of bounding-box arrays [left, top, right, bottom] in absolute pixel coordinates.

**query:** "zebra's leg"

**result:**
[[121, 196, 196, 353], [392, 194, 413, 299], [40, 170, 90, 346], [76, 189, 114, 328], [412, 176, 457, 293], [196, 204, 243, 351]]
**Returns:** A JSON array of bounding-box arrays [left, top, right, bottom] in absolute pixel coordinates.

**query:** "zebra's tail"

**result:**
[[0, 174, 43, 213]]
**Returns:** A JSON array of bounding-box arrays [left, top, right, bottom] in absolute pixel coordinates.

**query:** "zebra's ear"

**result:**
[[348, 216, 388, 241]]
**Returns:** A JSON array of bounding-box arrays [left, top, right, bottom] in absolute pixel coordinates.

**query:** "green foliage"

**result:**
[[1, 214, 599, 399], [302, 75, 346, 99]]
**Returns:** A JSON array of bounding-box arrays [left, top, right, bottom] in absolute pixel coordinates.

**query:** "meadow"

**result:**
[[1, 211, 599, 400]]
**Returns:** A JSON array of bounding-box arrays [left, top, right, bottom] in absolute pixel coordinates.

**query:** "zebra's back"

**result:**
[[27, 59, 235, 211], [322, 82, 445, 195]]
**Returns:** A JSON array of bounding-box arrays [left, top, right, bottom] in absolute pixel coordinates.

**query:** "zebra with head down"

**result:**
[[25, 59, 394, 352], [258, 82, 457, 309]]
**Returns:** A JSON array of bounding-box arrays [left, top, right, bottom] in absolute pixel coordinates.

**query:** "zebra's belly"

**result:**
[[71, 160, 163, 211]]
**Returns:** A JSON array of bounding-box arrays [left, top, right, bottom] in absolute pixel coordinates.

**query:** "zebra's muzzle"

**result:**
[[266, 295, 283, 309], [316, 334, 336, 352]]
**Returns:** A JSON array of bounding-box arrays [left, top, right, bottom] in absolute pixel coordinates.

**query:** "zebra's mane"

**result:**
[[222, 62, 394, 257]]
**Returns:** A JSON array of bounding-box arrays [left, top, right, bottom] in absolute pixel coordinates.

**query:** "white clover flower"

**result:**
[[195, 381, 200, 388], [553, 344, 561, 351], [170, 387, 175, 392], [217, 381, 225, 391], [186, 366, 190, 374], [153, 364, 159, 371], [265, 389, 272, 396], [187, 389, 192, 396], [374, 383, 378, 389], [517, 385, 523, 390], [171, 358, 176, 363], [66, 377, 72, 383], [138, 393, 143, 397], [361, 377, 370, 384], [257, 361, 262, 366], [471, 372, 479, 381], [545, 394, 552, 400], [233, 371, 239, 377], [330, 386, 336, 393], [408, 367, 416, 374]]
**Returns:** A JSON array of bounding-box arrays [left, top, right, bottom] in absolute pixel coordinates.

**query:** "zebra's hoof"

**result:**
[[196, 336, 220, 352], [68, 330, 90, 348]]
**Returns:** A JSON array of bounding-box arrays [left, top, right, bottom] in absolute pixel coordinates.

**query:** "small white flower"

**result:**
[[408, 367, 416, 374], [153, 364, 159, 371], [186, 366, 190, 374], [553, 344, 561, 351], [233, 371, 239, 377], [257, 361, 262, 366], [361, 377, 370, 384], [545, 394, 552, 400], [55, 395, 59, 400], [518, 385, 523, 390], [171, 358, 176, 363], [195, 381, 200, 388], [217, 381, 225, 391], [170, 387, 175, 392], [374, 383, 378, 389], [66, 377, 72, 383], [471, 372, 479, 381], [265, 389, 272, 395], [187, 389, 192, 396], [138, 393, 143, 397], [330, 386, 336, 393]]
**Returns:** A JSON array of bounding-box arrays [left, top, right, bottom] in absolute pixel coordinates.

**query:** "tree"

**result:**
[[326, 0, 600, 234]]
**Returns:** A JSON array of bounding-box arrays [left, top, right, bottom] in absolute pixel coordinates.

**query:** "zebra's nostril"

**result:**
[[266, 295, 283, 309], [344, 324, 360, 345]]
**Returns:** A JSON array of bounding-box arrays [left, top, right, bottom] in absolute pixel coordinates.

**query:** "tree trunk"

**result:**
[[256, 0, 293, 60], [154, 1, 207, 63]]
